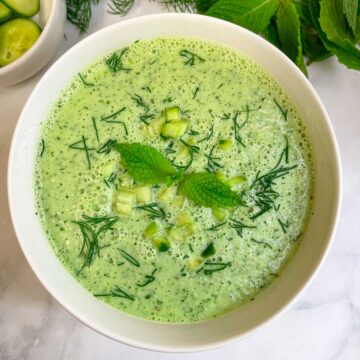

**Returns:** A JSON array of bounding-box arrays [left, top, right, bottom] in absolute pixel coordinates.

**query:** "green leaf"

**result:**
[[302, 25, 332, 63], [114, 143, 180, 185], [309, 0, 360, 69], [195, 0, 219, 12], [205, 0, 279, 33], [343, 0, 358, 35], [178, 172, 243, 208], [275, 0, 307, 75], [263, 18, 281, 48]]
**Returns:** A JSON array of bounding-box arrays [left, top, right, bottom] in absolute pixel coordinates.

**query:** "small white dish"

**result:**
[[0, 0, 66, 86], [8, 14, 341, 352]]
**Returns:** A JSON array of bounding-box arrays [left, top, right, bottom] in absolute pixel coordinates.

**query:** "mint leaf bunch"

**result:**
[[114, 143, 242, 209], [195, 0, 359, 73]]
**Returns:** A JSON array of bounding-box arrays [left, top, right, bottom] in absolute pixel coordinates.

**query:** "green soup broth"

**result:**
[[35, 37, 313, 323]]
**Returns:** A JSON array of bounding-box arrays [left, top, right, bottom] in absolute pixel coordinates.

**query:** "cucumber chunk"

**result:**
[[114, 189, 135, 216], [152, 236, 170, 252], [165, 106, 181, 122], [144, 221, 158, 239], [148, 112, 166, 136], [201, 242, 215, 258], [161, 120, 188, 138], [226, 175, 246, 186], [134, 186, 152, 203], [2, 0, 39, 17], [219, 139, 232, 151], [0, 3, 12, 23], [212, 208, 227, 222], [0, 18, 41, 66]]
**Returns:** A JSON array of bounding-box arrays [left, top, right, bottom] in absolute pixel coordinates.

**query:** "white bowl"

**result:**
[[0, 0, 66, 86], [8, 14, 341, 352]]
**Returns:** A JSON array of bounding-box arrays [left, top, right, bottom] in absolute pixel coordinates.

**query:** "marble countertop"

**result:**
[[1, 2, 360, 359]]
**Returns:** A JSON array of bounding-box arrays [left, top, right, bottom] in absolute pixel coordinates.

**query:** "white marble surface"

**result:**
[[1, 2, 360, 359]]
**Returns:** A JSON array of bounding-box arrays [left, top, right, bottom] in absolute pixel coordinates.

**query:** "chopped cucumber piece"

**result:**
[[165, 106, 181, 122], [114, 189, 135, 216], [212, 208, 227, 222], [161, 120, 188, 138], [226, 175, 246, 186], [144, 221, 158, 239], [215, 171, 226, 182], [175, 144, 190, 162], [134, 186, 152, 203], [173, 195, 185, 209], [184, 223, 199, 236], [201, 242, 216, 258], [158, 186, 175, 205], [153, 236, 170, 252], [187, 257, 203, 270], [175, 212, 193, 227], [0, 18, 41, 66], [119, 173, 133, 187], [219, 139, 232, 151], [0, 3, 12, 22], [2, 0, 39, 17], [148, 113, 166, 136], [115, 202, 133, 216], [168, 227, 183, 241]]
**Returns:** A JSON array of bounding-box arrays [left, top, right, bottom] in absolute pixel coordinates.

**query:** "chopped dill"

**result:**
[[250, 238, 273, 249], [136, 203, 166, 219], [232, 111, 248, 147], [163, 96, 173, 104], [107, 0, 135, 15], [207, 221, 227, 231], [95, 285, 134, 301], [188, 129, 199, 136], [160, 0, 195, 12], [273, 98, 288, 121], [66, 0, 100, 34], [193, 86, 200, 100], [164, 141, 176, 154], [92, 117, 100, 142], [73, 214, 119, 275], [69, 136, 94, 169], [103, 172, 118, 189], [78, 72, 94, 86], [101, 107, 126, 122], [205, 145, 223, 173], [142, 86, 152, 93], [217, 83, 224, 89], [198, 124, 214, 143], [201, 261, 231, 276], [105, 48, 131, 73], [229, 219, 256, 237], [139, 114, 155, 125], [278, 218, 289, 233], [221, 113, 231, 120], [172, 139, 199, 171], [137, 269, 157, 287], [97, 139, 116, 154], [132, 94, 149, 110], [188, 243, 194, 252], [180, 49, 205, 66], [118, 248, 140, 267], [40, 139, 45, 157]]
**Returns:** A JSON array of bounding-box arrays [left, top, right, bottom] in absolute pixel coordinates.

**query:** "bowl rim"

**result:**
[[0, 0, 60, 75], [8, 13, 342, 352]]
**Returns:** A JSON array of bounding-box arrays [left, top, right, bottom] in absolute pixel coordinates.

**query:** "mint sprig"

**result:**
[[114, 143, 182, 185], [178, 172, 243, 208]]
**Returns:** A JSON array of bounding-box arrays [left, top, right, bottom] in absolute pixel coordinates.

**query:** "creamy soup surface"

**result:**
[[35, 37, 313, 322]]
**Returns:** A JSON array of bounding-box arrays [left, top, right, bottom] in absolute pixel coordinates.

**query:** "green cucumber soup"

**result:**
[[35, 37, 313, 323]]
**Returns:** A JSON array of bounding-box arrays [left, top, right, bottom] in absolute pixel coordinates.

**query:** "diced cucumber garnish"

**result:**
[[134, 186, 152, 203], [175, 144, 190, 162], [226, 175, 246, 186], [161, 120, 188, 138], [201, 242, 216, 258], [219, 139, 232, 151], [148, 113, 166, 136], [184, 223, 199, 236], [144, 221, 158, 239], [2, 0, 39, 17], [212, 208, 227, 222], [0, 18, 41, 66], [165, 106, 181, 122], [215, 171, 226, 182], [187, 257, 203, 270], [175, 212, 193, 227], [168, 227, 183, 241], [114, 189, 135, 216], [158, 186, 175, 204], [173, 195, 185, 209], [152, 236, 170, 252], [0, 3, 12, 23]]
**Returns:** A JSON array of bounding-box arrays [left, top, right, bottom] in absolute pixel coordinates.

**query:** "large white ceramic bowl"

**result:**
[[8, 14, 341, 352], [0, 0, 66, 86]]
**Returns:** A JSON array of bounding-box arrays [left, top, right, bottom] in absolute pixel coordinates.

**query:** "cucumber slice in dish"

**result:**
[[0, 18, 41, 66], [1, 0, 39, 17], [0, 3, 12, 22]]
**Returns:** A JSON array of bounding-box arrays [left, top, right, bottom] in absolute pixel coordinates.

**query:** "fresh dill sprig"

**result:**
[[40, 139, 45, 157], [278, 218, 289, 233], [73, 214, 119, 275], [95, 285, 134, 301], [136, 268, 157, 287], [159, 0, 195, 12], [108, 0, 135, 15], [205, 145, 223, 173], [250, 238, 273, 249], [201, 261, 231, 276], [136, 203, 166, 219], [97, 139, 117, 154], [92, 117, 100, 142], [103, 171, 118, 189], [172, 139, 199, 171], [132, 94, 149, 110], [101, 107, 126, 122], [105, 48, 131, 73], [232, 111, 248, 147], [188, 129, 199, 136], [229, 219, 256, 237], [163, 96, 173, 104], [164, 141, 176, 154], [66, 0, 100, 34], [198, 124, 214, 143], [69, 136, 94, 169], [139, 114, 155, 125], [193, 86, 200, 99], [206, 221, 227, 231], [180, 49, 205, 66], [273, 98, 288, 121], [78, 72, 94, 86], [118, 248, 140, 267]]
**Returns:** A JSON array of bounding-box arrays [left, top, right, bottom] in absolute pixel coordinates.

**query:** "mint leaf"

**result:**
[[275, 0, 307, 75], [178, 173, 243, 208], [343, 0, 358, 35], [195, 0, 219, 12], [205, 0, 279, 33], [114, 143, 180, 185], [263, 18, 281, 48], [302, 25, 332, 63]]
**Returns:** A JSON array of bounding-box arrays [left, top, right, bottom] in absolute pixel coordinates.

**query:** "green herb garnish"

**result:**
[[92, 117, 100, 142], [205, 145, 223, 173], [105, 48, 131, 73], [97, 139, 116, 154], [180, 49, 205, 66], [39, 139, 45, 157], [198, 124, 214, 143], [108, 0, 134, 15], [78, 72, 94, 86], [250, 238, 273, 249], [207, 221, 227, 231], [118, 248, 140, 267], [229, 219, 256, 237], [201, 261, 231, 275], [101, 107, 126, 122], [137, 268, 157, 287], [136, 203, 166, 219], [201, 242, 216, 258], [277, 218, 289, 233], [273, 98, 288, 121], [69, 136, 94, 169], [95, 285, 135, 301]]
